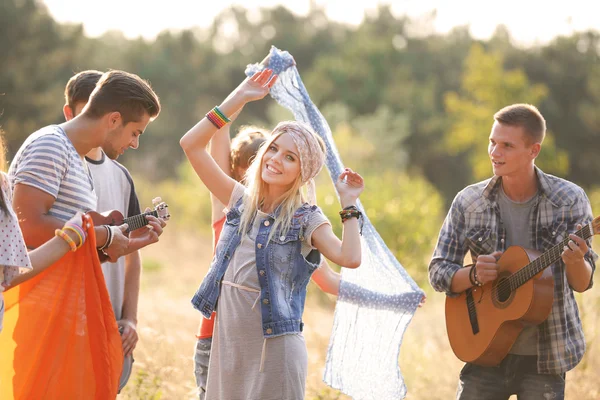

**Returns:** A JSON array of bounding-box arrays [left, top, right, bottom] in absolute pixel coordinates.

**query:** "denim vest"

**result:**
[[191, 197, 322, 338]]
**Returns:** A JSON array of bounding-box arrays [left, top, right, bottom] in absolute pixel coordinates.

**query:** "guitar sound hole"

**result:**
[[496, 278, 512, 303]]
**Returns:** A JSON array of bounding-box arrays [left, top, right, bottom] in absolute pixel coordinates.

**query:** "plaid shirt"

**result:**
[[429, 166, 597, 374]]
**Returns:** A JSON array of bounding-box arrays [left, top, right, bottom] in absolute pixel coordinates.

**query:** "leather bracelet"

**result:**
[[106, 226, 116, 249], [97, 225, 112, 251], [339, 207, 364, 235], [468, 264, 477, 286], [339, 209, 361, 223]]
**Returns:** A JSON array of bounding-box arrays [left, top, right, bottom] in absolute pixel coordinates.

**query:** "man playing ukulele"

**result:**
[[8, 69, 164, 393], [63, 70, 168, 390], [429, 104, 597, 399]]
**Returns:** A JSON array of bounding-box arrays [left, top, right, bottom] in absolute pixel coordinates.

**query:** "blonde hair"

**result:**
[[238, 121, 325, 241]]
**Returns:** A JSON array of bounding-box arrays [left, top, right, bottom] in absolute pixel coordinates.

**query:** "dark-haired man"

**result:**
[[10, 70, 163, 261], [62, 70, 164, 364]]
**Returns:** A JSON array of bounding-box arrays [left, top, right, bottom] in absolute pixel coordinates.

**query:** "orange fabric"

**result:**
[[211, 216, 226, 254], [0, 215, 123, 399], [196, 216, 226, 339], [196, 312, 217, 339]]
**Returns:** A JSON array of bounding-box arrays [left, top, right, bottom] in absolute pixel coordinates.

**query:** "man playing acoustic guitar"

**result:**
[[429, 104, 597, 399]]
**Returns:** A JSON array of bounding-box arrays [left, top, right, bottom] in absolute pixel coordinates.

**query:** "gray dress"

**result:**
[[205, 183, 328, 400]]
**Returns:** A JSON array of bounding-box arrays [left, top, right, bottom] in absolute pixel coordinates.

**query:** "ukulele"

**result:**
[[87, 198, 170, 262], [445, 216, 600, 366]]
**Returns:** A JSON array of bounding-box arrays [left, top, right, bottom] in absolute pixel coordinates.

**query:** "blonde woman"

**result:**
[[194, 112, 341, 399], [181, 69, 363, 400]]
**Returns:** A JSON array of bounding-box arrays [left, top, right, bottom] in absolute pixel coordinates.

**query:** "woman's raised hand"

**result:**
[[336, 168, 365, 207], [234, 69, 278, 104]]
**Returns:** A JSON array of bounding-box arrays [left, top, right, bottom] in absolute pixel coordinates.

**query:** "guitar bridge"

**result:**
[[466, 289, 480, 335]]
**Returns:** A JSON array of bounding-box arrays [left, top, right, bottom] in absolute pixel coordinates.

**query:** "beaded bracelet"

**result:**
[[469, 264, 483, 287], [474, 269, 483, 287], [205, 106, 231, 129], [55, 229, 77, 252]]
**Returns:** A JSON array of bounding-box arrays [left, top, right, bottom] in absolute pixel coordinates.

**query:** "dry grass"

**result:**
[[118, 228, 600, 400]]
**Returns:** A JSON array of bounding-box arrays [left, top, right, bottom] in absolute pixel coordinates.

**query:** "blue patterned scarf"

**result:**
[[246, 46, 424, 400]]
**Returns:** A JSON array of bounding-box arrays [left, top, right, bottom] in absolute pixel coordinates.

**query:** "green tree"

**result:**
[[530, 32, 600, 189], [444, 44, 568, 182], [0, 0, 80, 155]]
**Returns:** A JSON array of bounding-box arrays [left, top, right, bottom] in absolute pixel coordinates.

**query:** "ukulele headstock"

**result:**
[[152, 197, 171, 221]]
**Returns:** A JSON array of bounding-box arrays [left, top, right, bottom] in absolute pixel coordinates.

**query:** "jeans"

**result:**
[[457, 355, 565, 400], [194, 337, 212, 400]]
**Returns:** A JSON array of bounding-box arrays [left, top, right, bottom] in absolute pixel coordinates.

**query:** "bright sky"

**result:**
[[42, 0, 600, 45]]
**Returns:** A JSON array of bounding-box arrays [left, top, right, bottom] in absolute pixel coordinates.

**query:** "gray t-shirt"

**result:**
[[498, 185, 539, 355], [86, 151, 141, 321]]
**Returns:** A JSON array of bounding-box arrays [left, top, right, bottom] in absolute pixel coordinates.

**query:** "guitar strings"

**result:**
[[123, 210, 160, 230], [465, 223, 592, 314]]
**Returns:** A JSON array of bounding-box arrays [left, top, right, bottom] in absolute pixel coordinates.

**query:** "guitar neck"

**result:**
[[510, 222, 593, 289], [123, 210, 158, 231]]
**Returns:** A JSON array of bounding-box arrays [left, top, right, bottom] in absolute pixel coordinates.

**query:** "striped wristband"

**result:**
[[205, 106, 231, 129]]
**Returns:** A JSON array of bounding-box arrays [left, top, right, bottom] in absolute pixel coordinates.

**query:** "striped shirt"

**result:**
[[429, 166, 597, 374], [8, 125, 97, 221]]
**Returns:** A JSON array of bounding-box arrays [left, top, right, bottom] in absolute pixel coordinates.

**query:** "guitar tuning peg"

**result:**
[[152, 197, 162, 206]]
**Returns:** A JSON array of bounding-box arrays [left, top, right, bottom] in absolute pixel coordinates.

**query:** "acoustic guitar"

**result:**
[[445, 216, 600, 366], [87, 198, 170, 262]]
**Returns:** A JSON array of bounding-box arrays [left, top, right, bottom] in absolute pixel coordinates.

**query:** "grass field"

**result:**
[[118, 228, 600, 400]]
